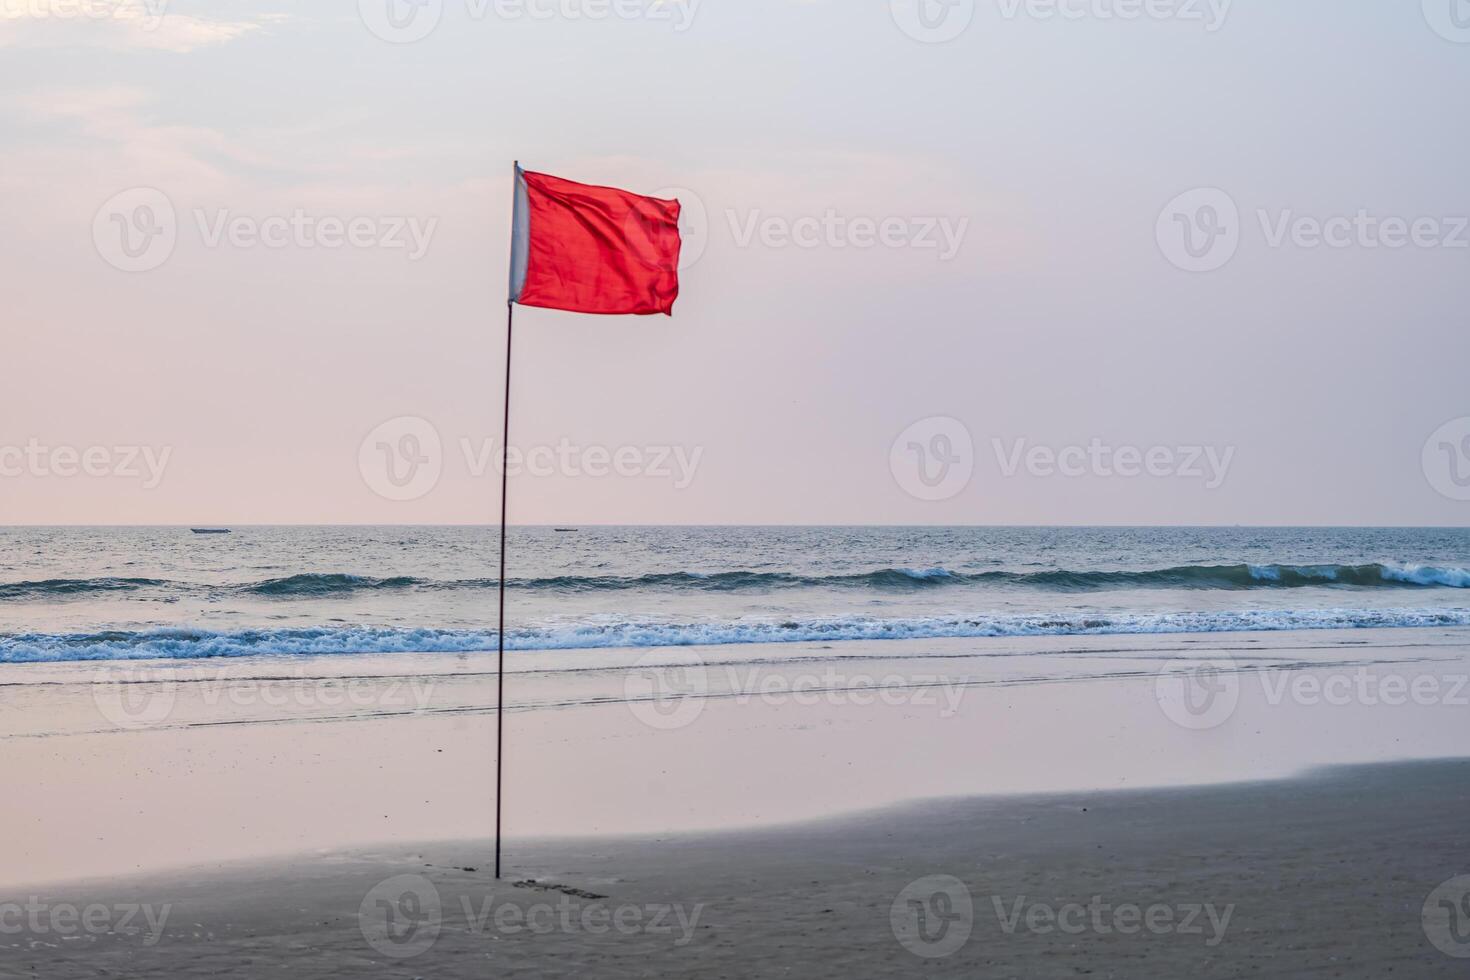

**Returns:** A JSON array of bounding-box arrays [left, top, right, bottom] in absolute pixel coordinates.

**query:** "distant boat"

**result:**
[[553, 528, 579, 533], [191, 528, 231, 534]]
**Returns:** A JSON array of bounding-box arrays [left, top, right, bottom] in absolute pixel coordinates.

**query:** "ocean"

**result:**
[[1, 525, 1468, 664]]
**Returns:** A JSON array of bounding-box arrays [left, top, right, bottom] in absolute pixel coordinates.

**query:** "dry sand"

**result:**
[[5, 757, 1468, 979]]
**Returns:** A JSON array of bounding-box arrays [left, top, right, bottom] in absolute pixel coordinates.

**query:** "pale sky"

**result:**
[[1, 0, 1467, 525]]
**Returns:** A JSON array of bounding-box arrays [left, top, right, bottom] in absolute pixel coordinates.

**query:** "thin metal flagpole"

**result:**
[[496, 297, 513, 880], [496, 159, 519, 881]]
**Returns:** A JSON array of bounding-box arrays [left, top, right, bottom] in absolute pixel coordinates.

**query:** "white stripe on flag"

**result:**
[[508, 164, 530, 302]]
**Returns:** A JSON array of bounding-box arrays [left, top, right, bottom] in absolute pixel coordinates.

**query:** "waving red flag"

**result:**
[[509, 166, 682, 316]]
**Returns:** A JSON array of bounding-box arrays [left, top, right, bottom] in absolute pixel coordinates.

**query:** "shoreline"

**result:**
[[3, 626, 1470, 888], [8, 757, 1469, 978], [5, 601, 1470, 663]]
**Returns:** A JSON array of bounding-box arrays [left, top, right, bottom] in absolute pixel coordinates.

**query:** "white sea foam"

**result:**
[[1378, 563, 1470, 588], [3, 607, 1470, 663]]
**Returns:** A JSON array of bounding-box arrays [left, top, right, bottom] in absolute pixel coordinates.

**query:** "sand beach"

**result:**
[[3, 624, 1470, 976]]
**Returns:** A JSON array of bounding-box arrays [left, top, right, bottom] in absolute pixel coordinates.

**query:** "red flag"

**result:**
[[509, 166, 682, 316]]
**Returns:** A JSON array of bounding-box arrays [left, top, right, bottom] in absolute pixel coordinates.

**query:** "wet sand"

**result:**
[[3, 627, 1470, 887], [5, 758, 1468, 978]]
